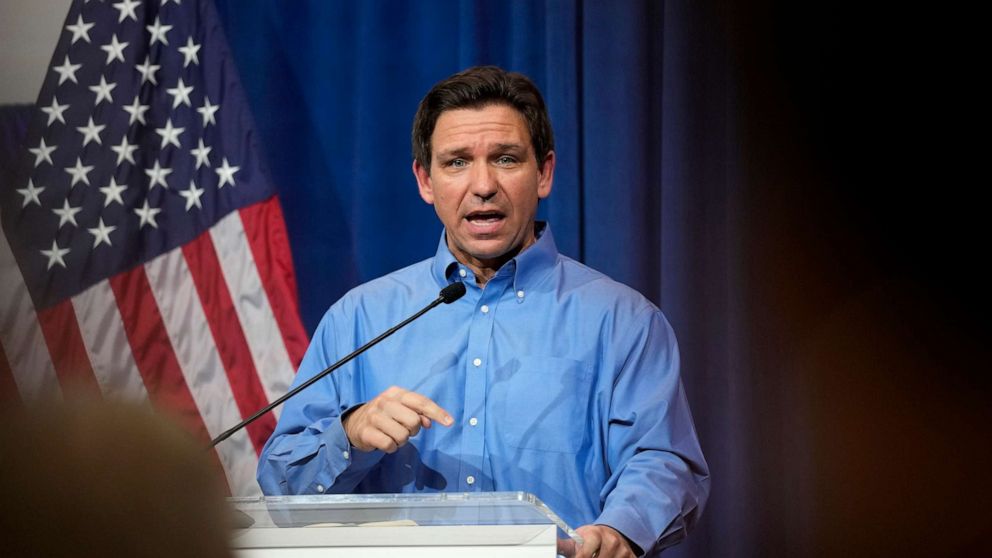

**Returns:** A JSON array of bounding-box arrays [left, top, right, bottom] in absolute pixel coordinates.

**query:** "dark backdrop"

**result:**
[[3, 1, 984, 556]]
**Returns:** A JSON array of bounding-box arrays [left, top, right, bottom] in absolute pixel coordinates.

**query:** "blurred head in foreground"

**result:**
[[0, 399, 231, 558]]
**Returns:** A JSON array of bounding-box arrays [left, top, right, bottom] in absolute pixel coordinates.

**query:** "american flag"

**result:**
[[0, 0, 308, 496]]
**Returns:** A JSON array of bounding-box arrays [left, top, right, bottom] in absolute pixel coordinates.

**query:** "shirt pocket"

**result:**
[[494, 356, 593, 454]]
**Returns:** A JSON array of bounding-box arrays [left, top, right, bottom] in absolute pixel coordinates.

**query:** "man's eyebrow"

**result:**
[[436, 147, 471, 159], [435, 143, 528, 160], [494, 143, 527, 153]]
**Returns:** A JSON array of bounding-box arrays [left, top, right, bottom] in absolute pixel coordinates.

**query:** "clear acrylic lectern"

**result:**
[[229, 491, 579, 557]]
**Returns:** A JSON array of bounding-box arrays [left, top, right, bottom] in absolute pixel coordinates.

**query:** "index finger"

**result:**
[[399, 391, 453, 426]]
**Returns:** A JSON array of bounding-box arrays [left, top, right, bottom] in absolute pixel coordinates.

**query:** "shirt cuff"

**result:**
[[594, 523, 644, 556], [304, 412, 382, 493], [596, 505, 685, 556]]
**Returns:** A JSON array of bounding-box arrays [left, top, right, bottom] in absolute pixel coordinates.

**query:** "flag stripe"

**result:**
[[108, 264, 210, 440], [108, 261, 239, 495], [0, 221, 61, 401], [71, 280, 149, 401], [211, 208, 294, 413], [36, 301, 101, 396], [142, 245, 260, 495], [239, 199, 308, 367], [182, 230, 275, 454]]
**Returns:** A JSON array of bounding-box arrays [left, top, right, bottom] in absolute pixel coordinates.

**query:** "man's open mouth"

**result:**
[[465, 211, 505, 223]]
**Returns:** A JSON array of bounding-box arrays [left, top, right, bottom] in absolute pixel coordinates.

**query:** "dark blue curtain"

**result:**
[[211, 0, 676, 331], [207, 1, 750, 556]]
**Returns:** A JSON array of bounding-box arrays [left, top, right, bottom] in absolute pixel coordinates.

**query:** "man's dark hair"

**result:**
[[412, 66, 555, 173]]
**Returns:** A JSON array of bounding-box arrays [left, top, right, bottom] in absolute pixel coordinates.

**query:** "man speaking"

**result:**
[[257, 66, 709, 557]]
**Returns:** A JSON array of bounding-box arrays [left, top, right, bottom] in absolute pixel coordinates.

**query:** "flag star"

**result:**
[[197, 97, 219, 127], [215, 157, 240, 188], [65, 157, 95, 187], [154, 118, 184, 149], [134, 199, 162, 229], [29, 137, 57, 167], [178, 36, 201, 67], [16, 179, 45, 207], [41, 96, 69, 125], [144, 160, 172, 189], [110, 136, 138, 165], [100, 34, 129, 64], [52, 199, 83, 228], [190, 138, 211, 169], [123, 95, 150, 125], [99, 177, 128, 207], [76, 117, 106, 146], [112, 0, 140, 22], [41, 240, 70, 270], [162, 0, 182, 5], [146, 16, 173, 46], [89, 76, 117, 106], [179, 180, 204, 211], [135, 55, 160, 85], [65, 14, 95, 44], [166, 77, 194, 108], [52, 55, 82, 85], [88, 218, 118, 248]]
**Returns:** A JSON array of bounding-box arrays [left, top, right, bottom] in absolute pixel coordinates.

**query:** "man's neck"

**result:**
[[450, 228, 540, 287], [463, 254, 512, 287]]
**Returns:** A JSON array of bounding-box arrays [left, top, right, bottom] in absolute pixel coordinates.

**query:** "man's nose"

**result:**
[[469, 163, 498, 200]]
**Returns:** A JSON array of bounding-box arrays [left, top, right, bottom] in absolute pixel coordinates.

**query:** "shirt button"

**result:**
[[342, 450, 350, 460], [459, 268, 467, 278], [472, 358, 482, 367], [466, 476, 476, 485], [480, 304, 489, 314], [469, 417, 478, 426], [516, 290, 525, 299], [316, 484, 325, 493]]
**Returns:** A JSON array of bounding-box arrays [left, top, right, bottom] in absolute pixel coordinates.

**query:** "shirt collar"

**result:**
[[430, 221, 559, 292]]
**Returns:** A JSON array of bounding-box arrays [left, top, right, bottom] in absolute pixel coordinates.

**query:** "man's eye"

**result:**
[[448, 159, 467, 168], [496, 156, 517, 165]]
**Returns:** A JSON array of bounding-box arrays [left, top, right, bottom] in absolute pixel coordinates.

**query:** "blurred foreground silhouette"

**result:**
[[0, 398, 232, 558]]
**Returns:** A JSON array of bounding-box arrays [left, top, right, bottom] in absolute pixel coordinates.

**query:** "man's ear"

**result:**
[[537, 151, 555, 199], [413, 159, 434, 205]]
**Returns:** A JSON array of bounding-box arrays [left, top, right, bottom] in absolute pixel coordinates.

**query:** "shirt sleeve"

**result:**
[[256, 307, 384, 495], [594, 308, 711, 555]]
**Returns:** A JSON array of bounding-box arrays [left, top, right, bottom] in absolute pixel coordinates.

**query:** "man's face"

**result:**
[[413, 104, 555, 274]]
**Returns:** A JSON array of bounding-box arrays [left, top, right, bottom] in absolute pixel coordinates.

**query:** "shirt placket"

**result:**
[[457, 273, 507, 492]]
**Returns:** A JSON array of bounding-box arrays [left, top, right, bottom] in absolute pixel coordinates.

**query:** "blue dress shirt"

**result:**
[[257, 223, 709, 555]]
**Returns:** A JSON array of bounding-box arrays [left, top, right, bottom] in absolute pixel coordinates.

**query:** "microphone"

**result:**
[[210, 282, 466, 448], [438, 281, 467, 303]]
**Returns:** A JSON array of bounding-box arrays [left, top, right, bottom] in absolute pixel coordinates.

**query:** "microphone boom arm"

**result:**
[[209, 283, 465, 448]]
